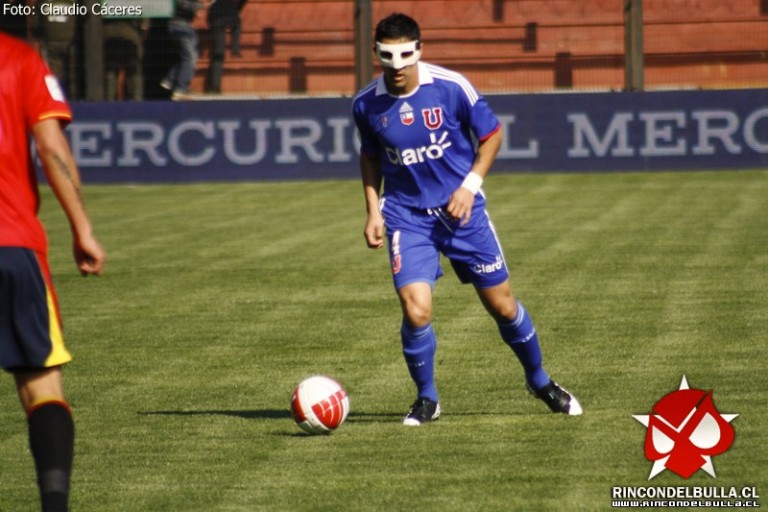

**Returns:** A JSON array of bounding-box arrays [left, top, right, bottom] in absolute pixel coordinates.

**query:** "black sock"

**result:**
[[27, 401, 74, 512]]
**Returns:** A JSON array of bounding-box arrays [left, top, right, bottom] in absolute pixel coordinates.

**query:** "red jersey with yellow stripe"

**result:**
[[0, 33, 73, 253]]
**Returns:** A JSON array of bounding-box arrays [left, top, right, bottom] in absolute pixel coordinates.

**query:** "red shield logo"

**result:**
[[634, 376, 738, 479]]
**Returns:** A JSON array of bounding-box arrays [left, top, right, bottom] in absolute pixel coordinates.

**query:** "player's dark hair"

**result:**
[[375, 13, 421, 43]]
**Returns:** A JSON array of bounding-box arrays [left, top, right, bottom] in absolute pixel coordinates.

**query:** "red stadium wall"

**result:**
[[190, 0, 768, 96]]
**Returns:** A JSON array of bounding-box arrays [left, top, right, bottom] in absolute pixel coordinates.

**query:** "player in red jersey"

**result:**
[[0, 32, 106, 512]]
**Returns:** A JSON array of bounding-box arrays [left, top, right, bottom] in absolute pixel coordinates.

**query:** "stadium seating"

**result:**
[[189, 0, 768, 96]]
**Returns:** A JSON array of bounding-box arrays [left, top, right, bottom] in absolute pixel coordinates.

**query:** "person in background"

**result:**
[[103, 17, 147, 101], [230, 0, 247, 57], [161, 0, 203, 100], [205, 0, 241, 93], [352, 13, 582, 426], [0, 0, 29, 39], [0, 31, 106, 512], [34, 0, 78, 98]]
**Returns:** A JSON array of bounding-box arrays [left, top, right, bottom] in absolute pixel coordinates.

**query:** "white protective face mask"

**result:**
[[375, 41, 422, 69]]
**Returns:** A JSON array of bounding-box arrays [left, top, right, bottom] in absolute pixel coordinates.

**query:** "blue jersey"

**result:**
[[353, 62, 500, 209]]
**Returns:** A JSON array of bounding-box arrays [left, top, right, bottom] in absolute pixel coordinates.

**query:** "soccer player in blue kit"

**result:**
[[353, 13, 582, 425]]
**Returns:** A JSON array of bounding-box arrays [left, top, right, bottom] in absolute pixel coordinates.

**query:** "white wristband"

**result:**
[[460, 172, 483, 194]]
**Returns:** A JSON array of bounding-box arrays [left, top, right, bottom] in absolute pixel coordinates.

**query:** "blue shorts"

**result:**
[[381, 199, 510, 290], [0, 247, 72, 371]]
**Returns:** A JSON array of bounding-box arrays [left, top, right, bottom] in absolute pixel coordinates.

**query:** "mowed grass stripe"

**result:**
[[0, 170, 765, 511]]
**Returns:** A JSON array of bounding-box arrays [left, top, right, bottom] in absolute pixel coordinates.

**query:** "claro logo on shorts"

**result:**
[[385, 131, 452, 165], [474, 255, 504, 274]]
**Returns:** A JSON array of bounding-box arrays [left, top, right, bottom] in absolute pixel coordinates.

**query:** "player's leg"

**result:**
[[15, 366, 65, 409], [475, 282, 548, 389], [475, 282, 582, 415], [445, 207, 582, 416], [442, 208, 547, 388], [384, 206, 442, 425], [15, 368, 74, 512], [395, 279, 442, 426], [1, 248, 75, 511], [397, 281, 439, 402]]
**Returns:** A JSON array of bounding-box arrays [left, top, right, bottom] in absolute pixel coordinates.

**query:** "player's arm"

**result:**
[[446, 127, 502, 225], [360, 153, 385, 249], [33, 119, 106, 276]]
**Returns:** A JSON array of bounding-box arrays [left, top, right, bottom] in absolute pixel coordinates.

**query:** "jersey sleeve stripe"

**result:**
[[38, 111, 73, 122], [479, 123, 502, 142], [423, 63, 480, 105]]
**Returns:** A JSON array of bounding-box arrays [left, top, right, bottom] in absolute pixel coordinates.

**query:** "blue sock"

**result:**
[[498, 301, 550, 391], [401, 322, 438, 402]]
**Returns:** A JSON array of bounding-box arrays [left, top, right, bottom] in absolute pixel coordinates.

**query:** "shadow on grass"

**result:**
[[140, 409, 291, 420], [138, 409, 403, 422], [136, 409, 529, 438]]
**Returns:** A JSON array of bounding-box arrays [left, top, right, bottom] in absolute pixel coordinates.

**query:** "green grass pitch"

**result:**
[[1, 170, 766, 511]]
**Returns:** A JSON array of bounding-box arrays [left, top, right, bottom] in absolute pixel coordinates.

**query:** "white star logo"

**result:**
[[633, 376, 738, 480]]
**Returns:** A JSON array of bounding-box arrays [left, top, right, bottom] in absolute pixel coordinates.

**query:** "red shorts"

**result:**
[[0, 247, 72, 371]]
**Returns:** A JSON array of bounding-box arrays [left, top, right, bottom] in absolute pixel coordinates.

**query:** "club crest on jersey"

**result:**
[[399, 102, 415, 126], [422, 107, 443, 130]]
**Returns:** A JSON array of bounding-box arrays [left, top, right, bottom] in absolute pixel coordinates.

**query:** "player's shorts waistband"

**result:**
[[381, 194, 486, 215]]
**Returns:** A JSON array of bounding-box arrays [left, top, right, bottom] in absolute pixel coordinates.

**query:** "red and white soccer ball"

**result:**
[[291, 375, 350, 434]]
